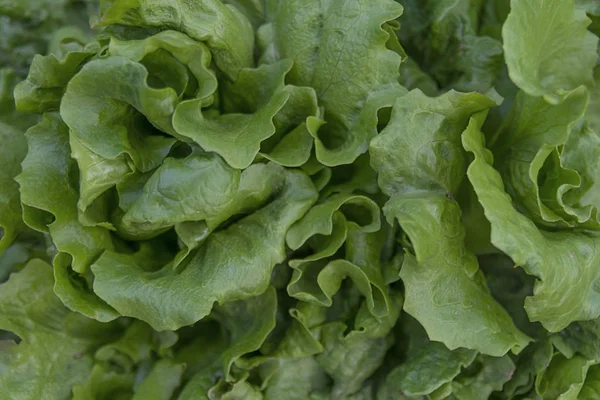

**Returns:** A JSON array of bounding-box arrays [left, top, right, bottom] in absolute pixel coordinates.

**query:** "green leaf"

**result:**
[[132, 359, 185, 400], [535, 353, 597, 400], [213, 287, 277, 381], [98, 0, 254, 80], [386, 193, 530, 356], [451, 354, 516, 399], [285, 194, 394, 319], [552, 318, 600, 361], [223, 0, 265, 28], [15, 114, 119, 321], [108, 30, 218, 104], [271, 302, 325, 359], [0, 1, 92, 77], [262, 358, 329, 400], [502, 0, 599, 102], [173, 61, 292, 169], [478, 254, 543, 339], [286, 193, 381, 250], [489, 87, 590, 228], [370, 90, 497, 196], [398, 58, 439, 96], [92, 164, 317, 330], [380, 342, 476, 397], [587, 68, 600, 133], [259, 85, 322, 168], [61, 56, 177, 172], [14, 44, 96, 114], [0, 70, 28, 254], [321, 153, 380, 198], [177, 371, 214, 400], [0, 259, 120, 400], [259, 0, 406, 165], [370, 91, 528, 356], [316, 310, 398, 398], [209, 380, 263, 400], [120, 152, 240, 237], [398, 0, 504, 93], [72, 365, 135, 400], [463, 111, 600, 332], [559, 119, 600, 228], [95, 320, 177, 369]]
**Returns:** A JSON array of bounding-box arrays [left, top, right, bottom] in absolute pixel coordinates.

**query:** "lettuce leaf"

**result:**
[[3, 0, 600, 398]]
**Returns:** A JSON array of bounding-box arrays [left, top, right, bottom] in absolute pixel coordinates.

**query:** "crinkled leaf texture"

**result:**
[[0, 69, 29, 254], [258, 0, 407, 166], [0, 259, 120, 400], [503, 0, 598, 102], [92, 164, 317, 330], [464, 112, 600, 332], [16, 113, 120, 322], [4, 0, 600, 399], [370, 90, 529, 356]]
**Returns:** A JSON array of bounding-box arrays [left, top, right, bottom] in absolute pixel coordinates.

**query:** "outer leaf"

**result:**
[[213, 287, 278, 381], [98, 0, 254, 79], [387, 193, 530, 356], [398, 0, 504, 93], [259, 85, 322, 167], [61, 56, 177, 172], [0, 70, 28, 254], [502, 0, 598, 102], [370, 90, 497, 196], [108, 30, 218, 104], [259, 0, 406, 165], [316, 295, 402, 398], [370, 91, 528, 355], [92, 165, 317, 330], [463, 112, 600, 331], [535, 353, 597, 400], [14, 43, 96, 113], [0, 259, 120, 400], [173, 61, 292, 169], [490, 88, 590, 228], [120, 152, 240, 237], [16, 114, 119, 321]]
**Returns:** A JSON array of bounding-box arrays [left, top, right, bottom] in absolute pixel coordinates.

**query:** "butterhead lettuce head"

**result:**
[[1, 0, 600, 399]]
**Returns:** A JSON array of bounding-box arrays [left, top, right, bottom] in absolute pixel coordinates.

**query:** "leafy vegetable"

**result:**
[[1, 0, 600, 398]]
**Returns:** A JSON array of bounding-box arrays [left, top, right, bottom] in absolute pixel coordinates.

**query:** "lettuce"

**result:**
[[2, 0, 600, 399]]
